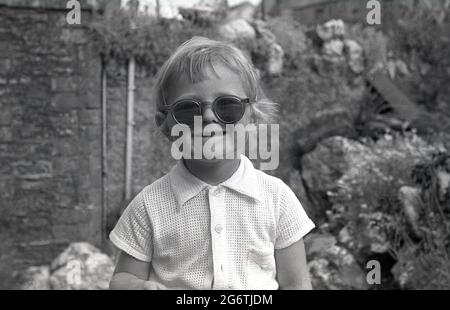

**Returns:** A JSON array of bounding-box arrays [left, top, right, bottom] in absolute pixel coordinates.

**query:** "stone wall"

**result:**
[[0, 5, 176, 288], [0, 6, 102, 288], [104, 64, 174, 234]]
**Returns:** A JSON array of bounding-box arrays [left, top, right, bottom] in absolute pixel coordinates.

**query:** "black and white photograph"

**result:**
[[0, 0, 449, 293]]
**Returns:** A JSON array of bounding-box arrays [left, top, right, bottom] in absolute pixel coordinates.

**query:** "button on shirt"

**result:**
[[109, 155, 315, 290]]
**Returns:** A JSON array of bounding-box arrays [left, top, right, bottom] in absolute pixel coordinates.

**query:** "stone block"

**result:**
[[0, 109, 12, 125], [50, 111, 78, 137], [77, 173, 92, 191], [0, 59, 12, 73], [12, 160, 53, 180], [51, 77, 80, 92], [0, 126, 13, 142], [52, 157, 77, 177], [0, 158, 13, 174], [86, 125, 101, 141], [88, 158, 101, 179], [85, 90, 100, 109], [60, 28, 87, 45], [34, 141, 57, 157], [78, 109, 100, 125], [51, 93, 80, 112], [89, 171, 102, 189], [0, 175, 14, 200], [88, 188, 102, 206], [18, 179, 49, 191]]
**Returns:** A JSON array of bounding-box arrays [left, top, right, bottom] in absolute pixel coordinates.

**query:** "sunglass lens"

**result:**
[[173, 100, 201, 126], [215, 97, 245, 123]]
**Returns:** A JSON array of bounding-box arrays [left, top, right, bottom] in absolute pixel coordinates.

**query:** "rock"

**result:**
[[301, 134, 440, 260], [391, 261, 415, 289], [390, 247, 416, 289], [344, 39, 364, 74], [395, 60, 410, 76], [359, 212, 392, 254], [266, 42, 284, 76], [226, 2, 256, 22], [386, 59, 409, 79], [316, 19, 345, 42], [293, 98, 361, 156], [253, 20, 284, 76], [267, 18, 310, 56], [323, 39, 344, 57], [49, 242, 114, 290], [336, 212, 392, 260], [337, 225, 353, 245], [218, 19, 256, 41], [253, 20, 277, 43], [386, 60, 397, 79], [321, 39, 346, 67], [21, 266, 51, 290], [398, 186, 421, 235], [419, 62, 432, 75], [347, 25, 388, 72], [437, 169, 450, 201], [179, 6, 219, 26], [302, 134, 440, 212], [391, 239, 450, 289], [305, 233, 368, 290]]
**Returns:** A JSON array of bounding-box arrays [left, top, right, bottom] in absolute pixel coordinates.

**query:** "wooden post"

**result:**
[[155, 0, 161, 20], [100, 56, 108, 247], [125, 5, 137, 202], [261, 0, 266, 20], [125, 57, 136, 202]]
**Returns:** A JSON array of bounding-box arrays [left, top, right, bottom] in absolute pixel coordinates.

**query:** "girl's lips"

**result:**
[[192, 131, 226, 138]]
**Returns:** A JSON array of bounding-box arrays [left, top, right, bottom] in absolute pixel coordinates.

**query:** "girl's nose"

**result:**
[[202, 104, 218, 124]]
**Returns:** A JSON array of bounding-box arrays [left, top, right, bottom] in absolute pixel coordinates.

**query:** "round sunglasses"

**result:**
[[161, 95, 252, 126]]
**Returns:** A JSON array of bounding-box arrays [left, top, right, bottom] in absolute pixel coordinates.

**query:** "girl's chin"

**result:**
[[190, 158, 227, 164], [188, 146, 239, 161]]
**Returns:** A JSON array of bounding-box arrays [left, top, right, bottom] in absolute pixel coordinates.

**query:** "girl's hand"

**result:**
[[143, 280, 167, 290]]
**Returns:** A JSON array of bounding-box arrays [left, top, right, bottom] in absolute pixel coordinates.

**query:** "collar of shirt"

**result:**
[[169, 154, 261, 209]]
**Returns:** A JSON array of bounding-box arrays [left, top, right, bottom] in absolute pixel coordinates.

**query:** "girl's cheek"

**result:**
[[241, 108, 255, 125], [235, 107, 250, 126]]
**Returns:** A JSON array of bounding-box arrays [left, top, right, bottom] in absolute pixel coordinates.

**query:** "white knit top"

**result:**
[[109, 155, 315, 290]]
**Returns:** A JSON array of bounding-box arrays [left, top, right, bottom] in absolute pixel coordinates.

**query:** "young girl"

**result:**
[[109, 37, 315, 290]]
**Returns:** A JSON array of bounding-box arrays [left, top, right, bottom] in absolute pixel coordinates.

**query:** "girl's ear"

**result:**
[[155, 111, 166, 129], [155, 111, 175, 141]]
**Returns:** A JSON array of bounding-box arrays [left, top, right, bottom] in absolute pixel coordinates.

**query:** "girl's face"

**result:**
[[164, 63, 252, 162]]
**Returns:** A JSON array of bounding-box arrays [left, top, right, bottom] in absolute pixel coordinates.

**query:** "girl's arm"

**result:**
[[109, 251, 165, 290], [275, 238, 312, 290]]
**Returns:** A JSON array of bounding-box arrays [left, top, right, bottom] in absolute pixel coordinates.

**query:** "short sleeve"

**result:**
[[109, 190, 153, 262], [275, 182, 315, 250]]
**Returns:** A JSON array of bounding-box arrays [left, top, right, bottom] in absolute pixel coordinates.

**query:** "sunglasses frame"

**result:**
[[161, 95, 252, 125]]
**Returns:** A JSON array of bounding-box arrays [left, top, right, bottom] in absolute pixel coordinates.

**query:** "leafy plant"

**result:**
[[88, 7, 218, 74], [390, 152, 450, 289], [389, 2, 450, 112]]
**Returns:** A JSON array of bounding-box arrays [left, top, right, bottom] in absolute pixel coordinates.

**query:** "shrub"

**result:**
[[88, 7, 218, 74], [388, 2, 450, 112], [390, 152, 450, 289]]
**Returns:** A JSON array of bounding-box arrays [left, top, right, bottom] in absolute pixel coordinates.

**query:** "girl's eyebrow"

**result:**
[[172, 94, 202, 102], [173, 91, 243, 102]]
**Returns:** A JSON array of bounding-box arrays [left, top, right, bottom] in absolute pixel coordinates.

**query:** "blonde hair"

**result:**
[[153, 36, 278, 124]]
